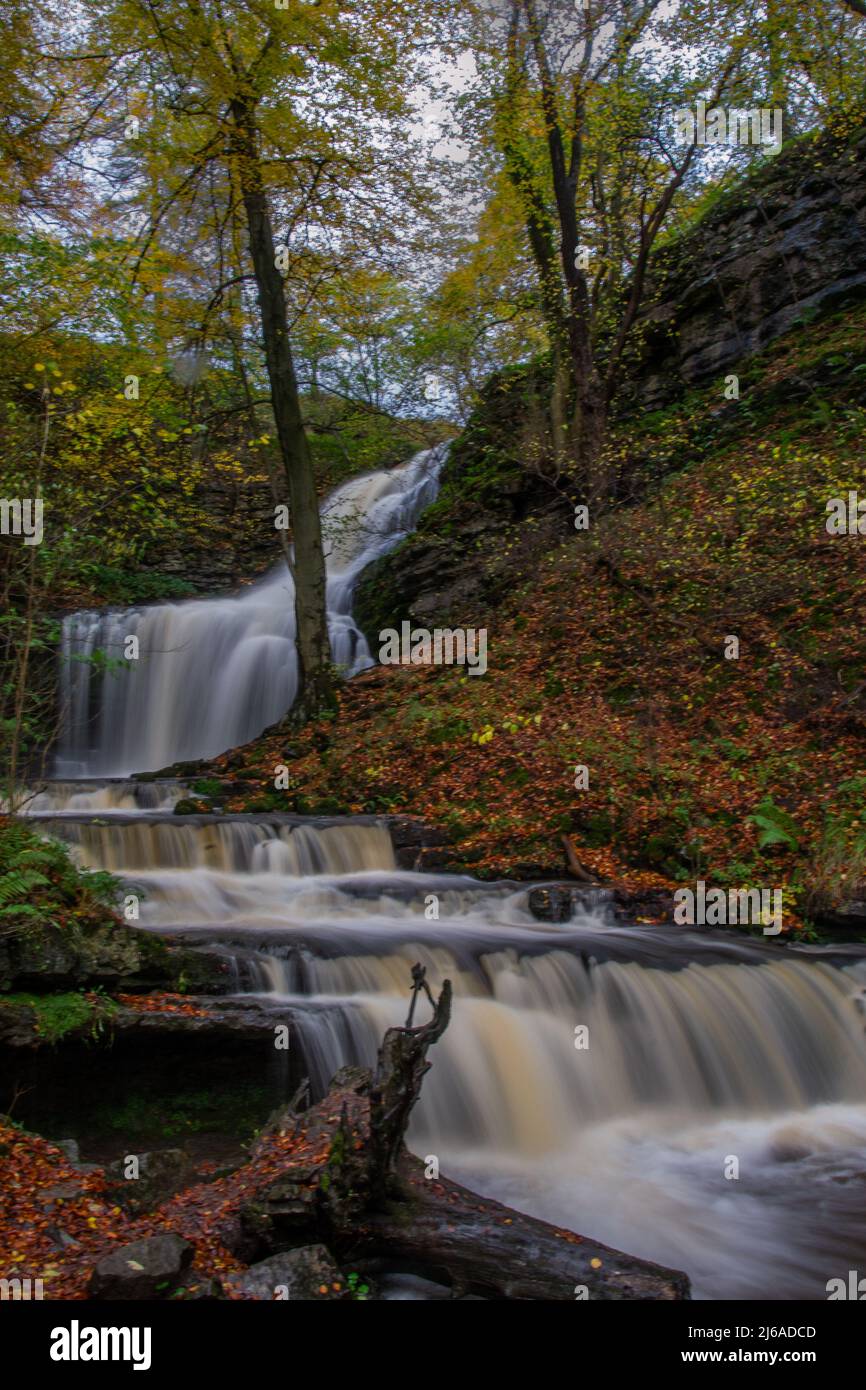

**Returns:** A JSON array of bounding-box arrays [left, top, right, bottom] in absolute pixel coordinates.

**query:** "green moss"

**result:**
[[0, 990, 119, 1043], [191, 778, 225, 799]]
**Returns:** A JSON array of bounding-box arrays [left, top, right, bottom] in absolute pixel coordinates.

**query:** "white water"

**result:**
[[32, 802, 866, 1298], [35, 437, 866, 1300], [56, 445, 447, 776], [16, 780, 186, 816]]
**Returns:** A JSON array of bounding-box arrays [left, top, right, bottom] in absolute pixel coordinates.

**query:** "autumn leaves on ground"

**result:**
[[0, 1100, 340, 1300], [205, 303, 866, 938]]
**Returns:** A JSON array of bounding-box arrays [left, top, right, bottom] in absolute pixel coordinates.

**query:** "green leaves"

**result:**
[[0, 869, 51, 905], [749, 798, 801, 851]]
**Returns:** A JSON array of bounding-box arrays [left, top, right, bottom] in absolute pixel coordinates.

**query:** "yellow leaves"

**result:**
[[33, 362, 45, 372], [472, 724, 495, 745]]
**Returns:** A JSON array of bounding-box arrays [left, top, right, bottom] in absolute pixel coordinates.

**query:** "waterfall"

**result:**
[[39, 815, 395, 876], [30, 785, 866, 1297], [33, 422, 866, 1300], [56, 444, 447, 776], [27, 775, 866, 1297]]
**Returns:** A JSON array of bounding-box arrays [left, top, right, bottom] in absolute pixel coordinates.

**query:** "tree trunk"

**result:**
[[229, 97, 334, 720], [571, 367, 609, 511], [367, 974, 452, 1206]]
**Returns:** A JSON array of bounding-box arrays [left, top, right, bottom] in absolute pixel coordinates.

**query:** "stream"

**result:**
[[29, 447, 866, 1300]]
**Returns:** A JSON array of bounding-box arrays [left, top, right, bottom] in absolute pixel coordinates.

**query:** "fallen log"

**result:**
[[239, 967, 690, 1300]]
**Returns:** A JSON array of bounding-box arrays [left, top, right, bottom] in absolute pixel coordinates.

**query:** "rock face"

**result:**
[[815, 893, 866, 935], [353, 361, 562, 637], [0, 917, 146, 995], [0, 911, 231, 995], [138, 413, 446, 595], [632, 126, 866, 408], [89, 1234, 193, 1300], [355, 125, 866, 634]]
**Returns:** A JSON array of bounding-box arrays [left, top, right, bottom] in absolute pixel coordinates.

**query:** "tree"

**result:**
[[75, 0, 438, 718], [458, 0, 866, 507]]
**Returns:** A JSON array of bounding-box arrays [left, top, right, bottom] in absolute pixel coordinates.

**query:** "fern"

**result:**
[[749, 797, 800, 851], [0, 869, 50, 903], [0, 902, 46, 920], [0, 821, 123, 933]]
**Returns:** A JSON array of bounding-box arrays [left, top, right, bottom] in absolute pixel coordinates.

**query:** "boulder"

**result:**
[[232, 1246, 346, 1301], [88, 1233, 194, 1300], [104, 1148, 194, 1214]]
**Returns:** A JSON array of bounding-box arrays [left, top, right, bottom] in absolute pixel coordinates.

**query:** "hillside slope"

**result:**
[[209, 298, 866, 931]]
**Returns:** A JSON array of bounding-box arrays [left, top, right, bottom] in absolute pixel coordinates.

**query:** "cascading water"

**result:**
[[56, 444, 447, 776], [28, 798, 866, 1298], [30, 436, 866, 1299]]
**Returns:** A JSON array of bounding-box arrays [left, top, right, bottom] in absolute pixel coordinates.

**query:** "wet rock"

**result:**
[[104, 1148, 194, 1214], [815, 895, 866, 938], [233, 1246, 346, 1301], [89, 1233, 194, 1300], [0, 918, 146, 994], [529, 886, 581, 922], [237, 1167, 321, 1256], [769, 1142, 812, 1164], [612, 888, 676, 924], [389, 817, 456, 871], [0, 991, 274, 1050]]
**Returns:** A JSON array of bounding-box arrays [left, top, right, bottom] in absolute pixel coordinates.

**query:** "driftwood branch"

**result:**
[[562, 835, 600, 883], [367, 967, 452, 1205]]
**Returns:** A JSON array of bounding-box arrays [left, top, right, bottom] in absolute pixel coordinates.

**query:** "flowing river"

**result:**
[[32, 447, 866, 1300]]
